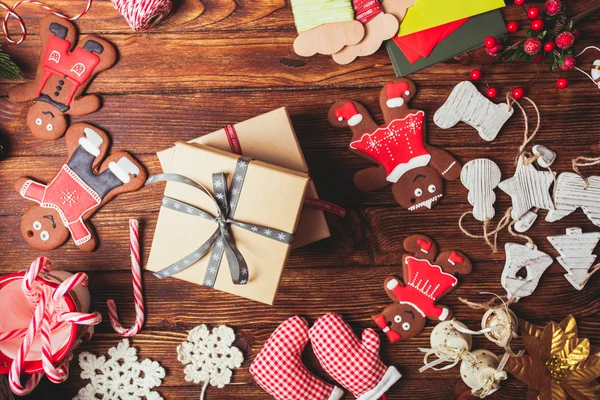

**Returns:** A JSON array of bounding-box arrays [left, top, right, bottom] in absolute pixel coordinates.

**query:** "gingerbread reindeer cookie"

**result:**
[[14, 123, 146, 252], [329, 79, 461, 211], [372, 235, 472, 342], [8, 15, 117, 141]]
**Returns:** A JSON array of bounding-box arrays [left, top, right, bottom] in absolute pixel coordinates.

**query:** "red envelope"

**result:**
[[394, 18, 469, 64]]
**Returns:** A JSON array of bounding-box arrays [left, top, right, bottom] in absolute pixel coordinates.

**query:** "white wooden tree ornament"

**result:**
[[498, 156, 555, 220], [547, 228, 600, 290], [546, 172, 600, 227], [501, 243, 553, 301], [434, 81, 514, 142], [460, 159, 502, 222]]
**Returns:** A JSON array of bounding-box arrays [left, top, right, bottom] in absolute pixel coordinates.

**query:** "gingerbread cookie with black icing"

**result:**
[[329, 78, 461, 211], [8, 15, 117, 141], [372, 235, 472, 342], [14, 123, 146, 252]]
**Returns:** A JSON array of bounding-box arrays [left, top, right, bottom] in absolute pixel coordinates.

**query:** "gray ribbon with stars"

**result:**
[[145, 158, 294, 287]]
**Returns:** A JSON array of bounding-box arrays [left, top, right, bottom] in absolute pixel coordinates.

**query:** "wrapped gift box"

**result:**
[[158, 107, 331, 249], [147, 143, 310, 305]]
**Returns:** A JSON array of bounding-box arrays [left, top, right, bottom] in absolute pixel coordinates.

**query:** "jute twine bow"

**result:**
[[459, 94, 552, 253], [419, 343, 477, 373]]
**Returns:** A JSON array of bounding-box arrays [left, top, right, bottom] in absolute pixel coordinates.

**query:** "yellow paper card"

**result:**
[[398, 0, 506, 37]]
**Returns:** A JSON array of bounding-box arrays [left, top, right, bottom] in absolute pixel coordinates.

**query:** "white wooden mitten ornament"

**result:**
[[548, 228, 600, 290], [532, 145, 556, 169], [434, 81, 514, 142], [420, 320, 473, 372], [460, 159, 502, 222], [460, 349, 506, 398], [546, 172, 600, 227], [499, 156, 555, 221], [501, 243, 553, 301]]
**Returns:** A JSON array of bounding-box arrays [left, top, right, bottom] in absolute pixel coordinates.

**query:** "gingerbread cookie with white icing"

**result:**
[[14, 123, 146, 252], [329, 78, 461, 211], [8, 15, 117, 141]]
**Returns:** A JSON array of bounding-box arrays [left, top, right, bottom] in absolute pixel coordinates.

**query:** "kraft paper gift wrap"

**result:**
[[158, 107, 330, 249], [147, 143, 310, 305]]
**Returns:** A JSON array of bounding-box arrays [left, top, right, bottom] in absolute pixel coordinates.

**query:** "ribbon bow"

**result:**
[[419, 344, 476, 373], [372, 314, 402, 343], [146, 158, 294, 287], [471, 353, 510, 398]]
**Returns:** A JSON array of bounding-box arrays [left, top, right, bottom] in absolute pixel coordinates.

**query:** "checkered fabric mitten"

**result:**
[[309, 314, 401, 400], [250, 316, 344, 400]]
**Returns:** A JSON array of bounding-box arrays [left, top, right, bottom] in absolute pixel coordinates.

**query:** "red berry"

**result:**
[[527, 6, 541, 19], [559, 56, 576, 71], [486, 44, 503, 56], [514, 0, 526, 5], [484, 36, 498, 49], [545, 0, 562, 16], [531, 19, 544, 31], [573, 29, 580, 39], [507, 21, 519, 33], [555, 31, 575, 49], [533, 55, 543, 63], [470, 69, 482, 81], [524, 38, 542, 55], [512, 87, 525, 99], [556, 78, 569, 89], [544, 42, 555, 52], [487, 87, 498, 98]]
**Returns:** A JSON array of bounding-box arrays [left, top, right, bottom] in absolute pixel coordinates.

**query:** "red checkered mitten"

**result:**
[[250, 316, 344, 400], [309, 314, 401, 399]]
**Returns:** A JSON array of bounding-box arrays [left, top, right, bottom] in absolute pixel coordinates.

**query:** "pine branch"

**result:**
[[0, 45, 22, 81]]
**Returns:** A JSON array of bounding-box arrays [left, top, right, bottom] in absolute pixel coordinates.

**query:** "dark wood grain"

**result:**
[[1, 1, 600, 399]]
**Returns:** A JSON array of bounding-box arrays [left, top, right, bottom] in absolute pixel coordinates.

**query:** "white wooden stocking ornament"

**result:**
[[547, 228, 600, 290], [434, 81, 514, 142], [514, 210, 539, 233], [501, 243, 553, 301], [460, 159, 502, 222], [546, 172, 600, 227], [532, 145, 556, 169], [499, 156, 555, 221]]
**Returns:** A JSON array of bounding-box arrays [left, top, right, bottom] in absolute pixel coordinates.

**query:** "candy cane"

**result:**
[[21, 256, 50, 304], [8, 288, 47, 395], [40, 272, 101, 384], [107, 219, 145, 337], [0, 0, 92, 44]]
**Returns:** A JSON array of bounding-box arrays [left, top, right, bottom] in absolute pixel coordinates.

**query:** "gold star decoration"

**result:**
[[506, 315, 600, 400]]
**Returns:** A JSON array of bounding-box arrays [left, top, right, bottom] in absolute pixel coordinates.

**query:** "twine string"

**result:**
[[572, 156, 600, 188]]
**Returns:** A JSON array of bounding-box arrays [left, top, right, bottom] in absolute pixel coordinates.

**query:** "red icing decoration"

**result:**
[[38, 36, 101, 106], [21, 165, 101, 244], [448, 251, 464, 265], [388, 257, 457, 319], [386, 81, 409, 100], [349, 111, 430, 183], [417, 238, 432, 253], [372, 314, 402, 343], [336, 102, 360, 121]]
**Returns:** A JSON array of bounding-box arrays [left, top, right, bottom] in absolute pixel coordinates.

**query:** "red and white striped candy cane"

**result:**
[[0, 0, 92, 44], [8, 288, 47, 395], [41, 272, 101, 384], [107, 219, 145, 337], [21, 256, 50, 304]]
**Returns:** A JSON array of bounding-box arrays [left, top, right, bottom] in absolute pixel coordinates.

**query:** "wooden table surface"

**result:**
[[1, 1, 599, 399]]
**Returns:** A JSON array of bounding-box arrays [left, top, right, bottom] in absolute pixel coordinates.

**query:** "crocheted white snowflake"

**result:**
[[74, 339, 165, 400], [177, 325, 244, 398]]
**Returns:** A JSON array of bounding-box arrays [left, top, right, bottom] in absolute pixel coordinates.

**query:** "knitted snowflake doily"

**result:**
[[177, 325, 244, 399], [73, 339, 165, 400]]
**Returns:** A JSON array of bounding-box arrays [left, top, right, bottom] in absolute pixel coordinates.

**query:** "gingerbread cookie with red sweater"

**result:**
[[14, 123, 146, 252], [8, 15, 117, 141], [329, 79, 461, 211], [372, 235, 472, 342]]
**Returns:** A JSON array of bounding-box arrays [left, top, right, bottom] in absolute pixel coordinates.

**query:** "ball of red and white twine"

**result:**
[[7, 257, 102, 396], [111, 0, 173, 32], [0, 0, 91, 44], [0, 0, 172, 44], [107, 219, 146, 337]]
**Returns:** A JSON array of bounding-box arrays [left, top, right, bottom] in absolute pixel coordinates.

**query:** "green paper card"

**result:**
[[387, 10, 507, 77]]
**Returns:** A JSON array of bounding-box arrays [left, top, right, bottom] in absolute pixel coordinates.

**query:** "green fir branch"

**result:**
[[0, 45, 22, 81]]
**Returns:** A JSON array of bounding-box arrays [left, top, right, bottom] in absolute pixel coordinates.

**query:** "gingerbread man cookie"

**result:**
[[329, 79, 461, 211], [8, 15, 117, 141], [14, 123, 146, 252], [372, 235, 472, 342]]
